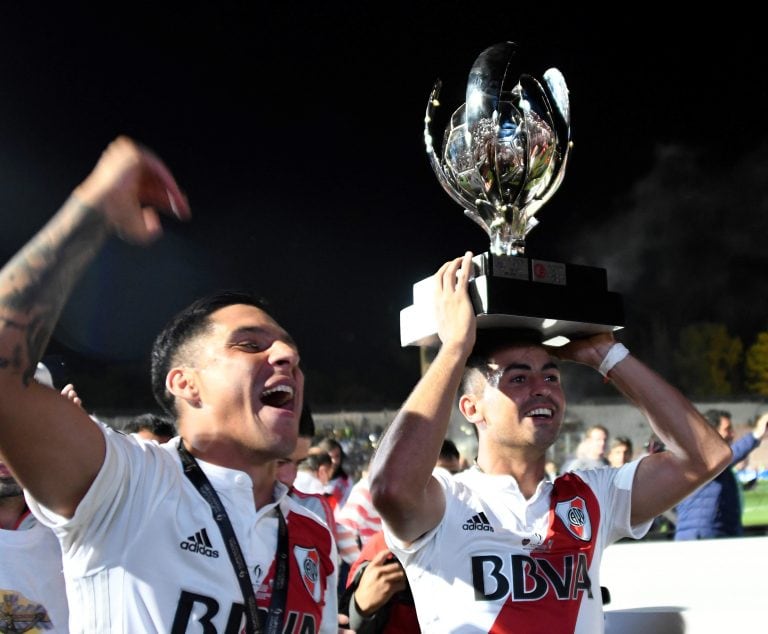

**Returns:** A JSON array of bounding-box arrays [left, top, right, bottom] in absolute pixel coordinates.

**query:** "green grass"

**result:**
[[742, 479, 768, 527]]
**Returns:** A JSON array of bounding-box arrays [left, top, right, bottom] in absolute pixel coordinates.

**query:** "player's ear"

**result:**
[[459, 394, 482, 423], [167, 367, 200, 407]]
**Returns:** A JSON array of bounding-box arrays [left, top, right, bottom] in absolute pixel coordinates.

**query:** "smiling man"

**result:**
[[369, 253, 732, 633], [0, 137, 337, 633]]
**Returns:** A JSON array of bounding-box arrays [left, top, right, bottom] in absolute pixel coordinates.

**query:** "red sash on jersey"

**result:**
[[489, 472, 600, 633], [256, 509, 336, 633]]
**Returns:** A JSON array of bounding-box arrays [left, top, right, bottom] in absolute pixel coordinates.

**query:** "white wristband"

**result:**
[[598, 343, 630, 378]]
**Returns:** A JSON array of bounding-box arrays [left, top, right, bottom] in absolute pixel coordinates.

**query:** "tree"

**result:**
[[674, 323, 743, 397], [745, 331, 768, 395]]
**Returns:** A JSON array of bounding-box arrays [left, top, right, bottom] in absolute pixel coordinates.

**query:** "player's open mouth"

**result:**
[[261, 384, 295, 408], [525, 407, 554, 419]]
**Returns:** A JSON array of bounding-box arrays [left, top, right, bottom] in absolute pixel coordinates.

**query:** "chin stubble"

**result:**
[[0, 476, 23, 498]]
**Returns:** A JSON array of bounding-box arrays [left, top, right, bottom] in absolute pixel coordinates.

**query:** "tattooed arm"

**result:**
[[0, 137, 189, 517]]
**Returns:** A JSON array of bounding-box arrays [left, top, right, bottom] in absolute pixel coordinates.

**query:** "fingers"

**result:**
[[366, 550, 405, 579], [435, 252, 473, 291], [75, 136, 191, 245], [456, 251, 474, 286], [135, 141, 190, 220], [60, 384, 83, 409], [432, 252, 477, 352], [369, 549, 394, 566], [140, 207, 163, 241], [756, 412, 768, 435], [552, 332, 615, 368]]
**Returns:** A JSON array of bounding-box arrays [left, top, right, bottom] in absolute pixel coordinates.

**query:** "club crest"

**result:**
[[293, 546, 322, 602], [555, 496, 592, 541]]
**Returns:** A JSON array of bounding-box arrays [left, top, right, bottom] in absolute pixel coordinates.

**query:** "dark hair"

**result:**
[[440, 438, 460, 461], [460, 328, 545, 395], [150, 290, 270, 415], [644, 434, 665, 454], [703, 409, 731, 430], [584, 424, 609, 439], [301, 450, 333, 472], [317, 436, 344, 458], [299, 402, 315, 438], [316, 437, 348, 479], [124, 412, 177, 439], [610, 436, 633, 453]]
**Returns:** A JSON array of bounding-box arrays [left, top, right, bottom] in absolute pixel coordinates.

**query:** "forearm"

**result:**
[[608, 354, 730, 475], [730, 432, 759, 465], [0, 197, 108, 386], [348, 594, 386, 632], [369, 343, 467, 528]]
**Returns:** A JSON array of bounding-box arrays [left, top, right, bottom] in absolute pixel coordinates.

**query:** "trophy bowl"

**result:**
[[402, 42, 624, 348], [424, 41, 571, 257]]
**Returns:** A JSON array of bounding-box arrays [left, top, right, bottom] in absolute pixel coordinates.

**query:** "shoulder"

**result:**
[[288, 489, 334, 525], [554, 462, 636, 498], [285, 496, 334, 534], [357, 530, 388, 561]]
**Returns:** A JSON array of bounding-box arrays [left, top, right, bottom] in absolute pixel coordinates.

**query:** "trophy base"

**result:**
[[400, 252, 624, 348]]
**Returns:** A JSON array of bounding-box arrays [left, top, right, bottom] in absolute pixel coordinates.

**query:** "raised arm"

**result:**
[[0, 136, 189, 518], [369, 252, 475, 543], [554, 336, 732, 525]]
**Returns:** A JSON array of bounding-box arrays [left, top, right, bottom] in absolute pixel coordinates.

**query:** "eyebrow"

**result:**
[[500, 361, 560, 373], [230, 326, 298, 348]]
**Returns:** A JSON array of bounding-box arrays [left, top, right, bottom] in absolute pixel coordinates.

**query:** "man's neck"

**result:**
[[0, 495, 27, 530], [182, 440, 280, 510], [476, 451, 547, 499]]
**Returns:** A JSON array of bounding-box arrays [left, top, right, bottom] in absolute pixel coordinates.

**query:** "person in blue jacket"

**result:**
[[675, 409, 768, 540]]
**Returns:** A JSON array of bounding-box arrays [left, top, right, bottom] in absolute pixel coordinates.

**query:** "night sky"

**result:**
[[1, 4, 767, 410]]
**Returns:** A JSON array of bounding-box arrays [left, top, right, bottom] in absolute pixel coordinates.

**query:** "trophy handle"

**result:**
[[424, 80, 489, 225]]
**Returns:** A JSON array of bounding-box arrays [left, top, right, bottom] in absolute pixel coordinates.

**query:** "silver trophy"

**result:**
[[401, 42, 624, 348]]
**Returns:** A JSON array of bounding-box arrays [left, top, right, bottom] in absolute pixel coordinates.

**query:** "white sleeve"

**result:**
[[25, 424, 182, 574], [574, 459, 653, 543], [382, 466, 454, 559]]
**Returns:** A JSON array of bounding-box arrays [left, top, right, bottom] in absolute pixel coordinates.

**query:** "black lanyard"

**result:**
[[177, 441, 289, 634]]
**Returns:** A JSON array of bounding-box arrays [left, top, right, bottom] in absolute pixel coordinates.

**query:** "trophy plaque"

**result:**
[[400, 42, 624, 348]]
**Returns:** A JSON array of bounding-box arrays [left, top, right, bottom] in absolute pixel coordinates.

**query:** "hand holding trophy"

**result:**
[[401, 42, 624, 348]]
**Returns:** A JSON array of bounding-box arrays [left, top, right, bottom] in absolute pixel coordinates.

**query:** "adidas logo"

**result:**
[[180, 527, 220, 558], [462, 512, 494, 532]]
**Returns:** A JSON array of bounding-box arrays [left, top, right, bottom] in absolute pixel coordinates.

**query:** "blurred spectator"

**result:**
[[294, 448, 334, 495], [607, 436, 633, 467], [339, 530, 419, 634], [316, 437, 354, 511], [337, 458, 382, 549], [0, 363, 78, 632], [435, 438, 461, 474], [123, 412, 177, 443], [337, 436, 467, 634], [635, 433, 676, 539], [276, 404, 360, 583], [643, 433, 666, 456], [544, 460, 559, 482], [675, 410, 768, 540], [275, 403, 316, 490], [561, 424, 610, 471]]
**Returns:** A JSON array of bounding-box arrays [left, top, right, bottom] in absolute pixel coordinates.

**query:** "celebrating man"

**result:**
[[0, 137, 337, 633], [369, 253, 731, 632]]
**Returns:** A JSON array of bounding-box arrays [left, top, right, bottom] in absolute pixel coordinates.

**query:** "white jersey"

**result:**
[[26, 427, 338, 634], [384, 462, 651, 633], [0, 514, 70, 632]]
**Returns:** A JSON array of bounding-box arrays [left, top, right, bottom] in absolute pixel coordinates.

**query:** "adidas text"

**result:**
[[180, 540, 220, 558], [181, 528, 219, 558], [463, 522, 494, 531]]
